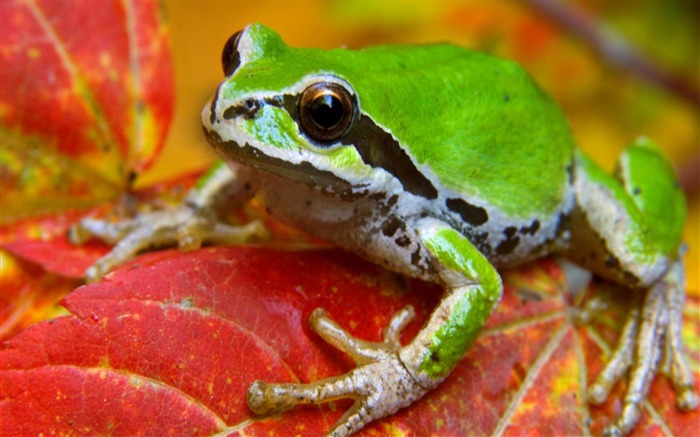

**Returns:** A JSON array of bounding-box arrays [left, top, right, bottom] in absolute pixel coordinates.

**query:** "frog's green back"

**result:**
[[228, 24, 575, 218]]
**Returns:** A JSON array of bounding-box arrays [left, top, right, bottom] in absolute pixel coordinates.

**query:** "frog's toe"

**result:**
[[598, 281, 666, 435], [68, 216, 139, 245], [659, 261, 699, 412], [198, 220, 269, 248], [84, 222, 179, 282], [247, 307, 427, 436], [677, 389, 699, 411], [587, 306, 639, 405], [309, 306, 415, 365], [602, 423, 627, 437], [74, 203, 267, 282]]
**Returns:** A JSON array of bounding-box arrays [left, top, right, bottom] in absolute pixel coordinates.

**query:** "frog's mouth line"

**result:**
[[202, 128, 370, 201]]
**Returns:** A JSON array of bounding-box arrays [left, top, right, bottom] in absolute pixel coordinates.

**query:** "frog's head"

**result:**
[[202, 23, 426, 200]]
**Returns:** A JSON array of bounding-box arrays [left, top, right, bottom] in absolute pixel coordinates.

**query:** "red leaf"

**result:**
[[2, 246, 697, 435], [0, 0, 173, 221]]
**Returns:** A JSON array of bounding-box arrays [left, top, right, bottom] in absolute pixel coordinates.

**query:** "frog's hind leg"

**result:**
[[569, 139, 698, 436]]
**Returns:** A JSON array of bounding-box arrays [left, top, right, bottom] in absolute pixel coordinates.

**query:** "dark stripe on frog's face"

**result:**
[[217, 93, 439, 200], [341, 114, 438, 200]]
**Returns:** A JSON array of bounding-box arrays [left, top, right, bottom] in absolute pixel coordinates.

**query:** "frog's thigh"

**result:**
[[568, 146, 674, 287]]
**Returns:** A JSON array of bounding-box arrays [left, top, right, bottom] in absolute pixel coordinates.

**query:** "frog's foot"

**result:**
[[587, 261, 699, 436], [69, 205, 267, 282], [247, 306, 431, 437]]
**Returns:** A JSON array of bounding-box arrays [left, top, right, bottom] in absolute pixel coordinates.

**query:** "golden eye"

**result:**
[[299, 82, 356, 145]]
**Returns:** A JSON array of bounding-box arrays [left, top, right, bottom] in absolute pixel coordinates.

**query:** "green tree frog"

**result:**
[[70, 23, 698, 437]]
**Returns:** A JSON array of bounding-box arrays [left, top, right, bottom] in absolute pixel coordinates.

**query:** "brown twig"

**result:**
[[527, 0, 700, 109]]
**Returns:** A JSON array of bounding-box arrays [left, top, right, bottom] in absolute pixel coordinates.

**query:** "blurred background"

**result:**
[[144, 0, 699, 290]]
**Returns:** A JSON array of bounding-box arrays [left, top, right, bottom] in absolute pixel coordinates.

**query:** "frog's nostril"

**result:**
[[223, 100, 261, 120]]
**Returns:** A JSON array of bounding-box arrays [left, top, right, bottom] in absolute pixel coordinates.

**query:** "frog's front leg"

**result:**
[[69, 162, 266, 282], [247, 218, 502, 436], [568, 140, 698, 436]]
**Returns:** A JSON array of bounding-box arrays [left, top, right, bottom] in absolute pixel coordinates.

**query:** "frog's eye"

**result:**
[[299, 82, 356, 145], [221, 30, 243, 76]]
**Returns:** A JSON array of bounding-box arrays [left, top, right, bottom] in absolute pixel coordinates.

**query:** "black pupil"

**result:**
[[309, 93, 345, 129]]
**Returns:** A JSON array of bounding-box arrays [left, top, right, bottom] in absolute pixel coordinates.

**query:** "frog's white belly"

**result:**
[[254, 169, 574, 283]]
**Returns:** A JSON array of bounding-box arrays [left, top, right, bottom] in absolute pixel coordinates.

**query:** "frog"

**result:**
[[69, 23, 698, 437]]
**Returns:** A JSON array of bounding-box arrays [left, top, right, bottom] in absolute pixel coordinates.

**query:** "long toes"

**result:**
[[69, 217, 137, 245], [84, 226, 177, 282], [247, 351, 427, 436], [587, 383, 612, 406], [383, 306, 415, 349], [247, 374, 358, 416], [328, 400, 374, 437], [602, 423, 625, 437], [203, 220, 269, 246], [247, 380, 293, 415], [603, 403, 642, 437], [588, 307, 639, 405], [310, 308, 404, 365]]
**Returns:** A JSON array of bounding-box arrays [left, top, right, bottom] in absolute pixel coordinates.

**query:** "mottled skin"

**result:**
[[71, 24, 697, 437]]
